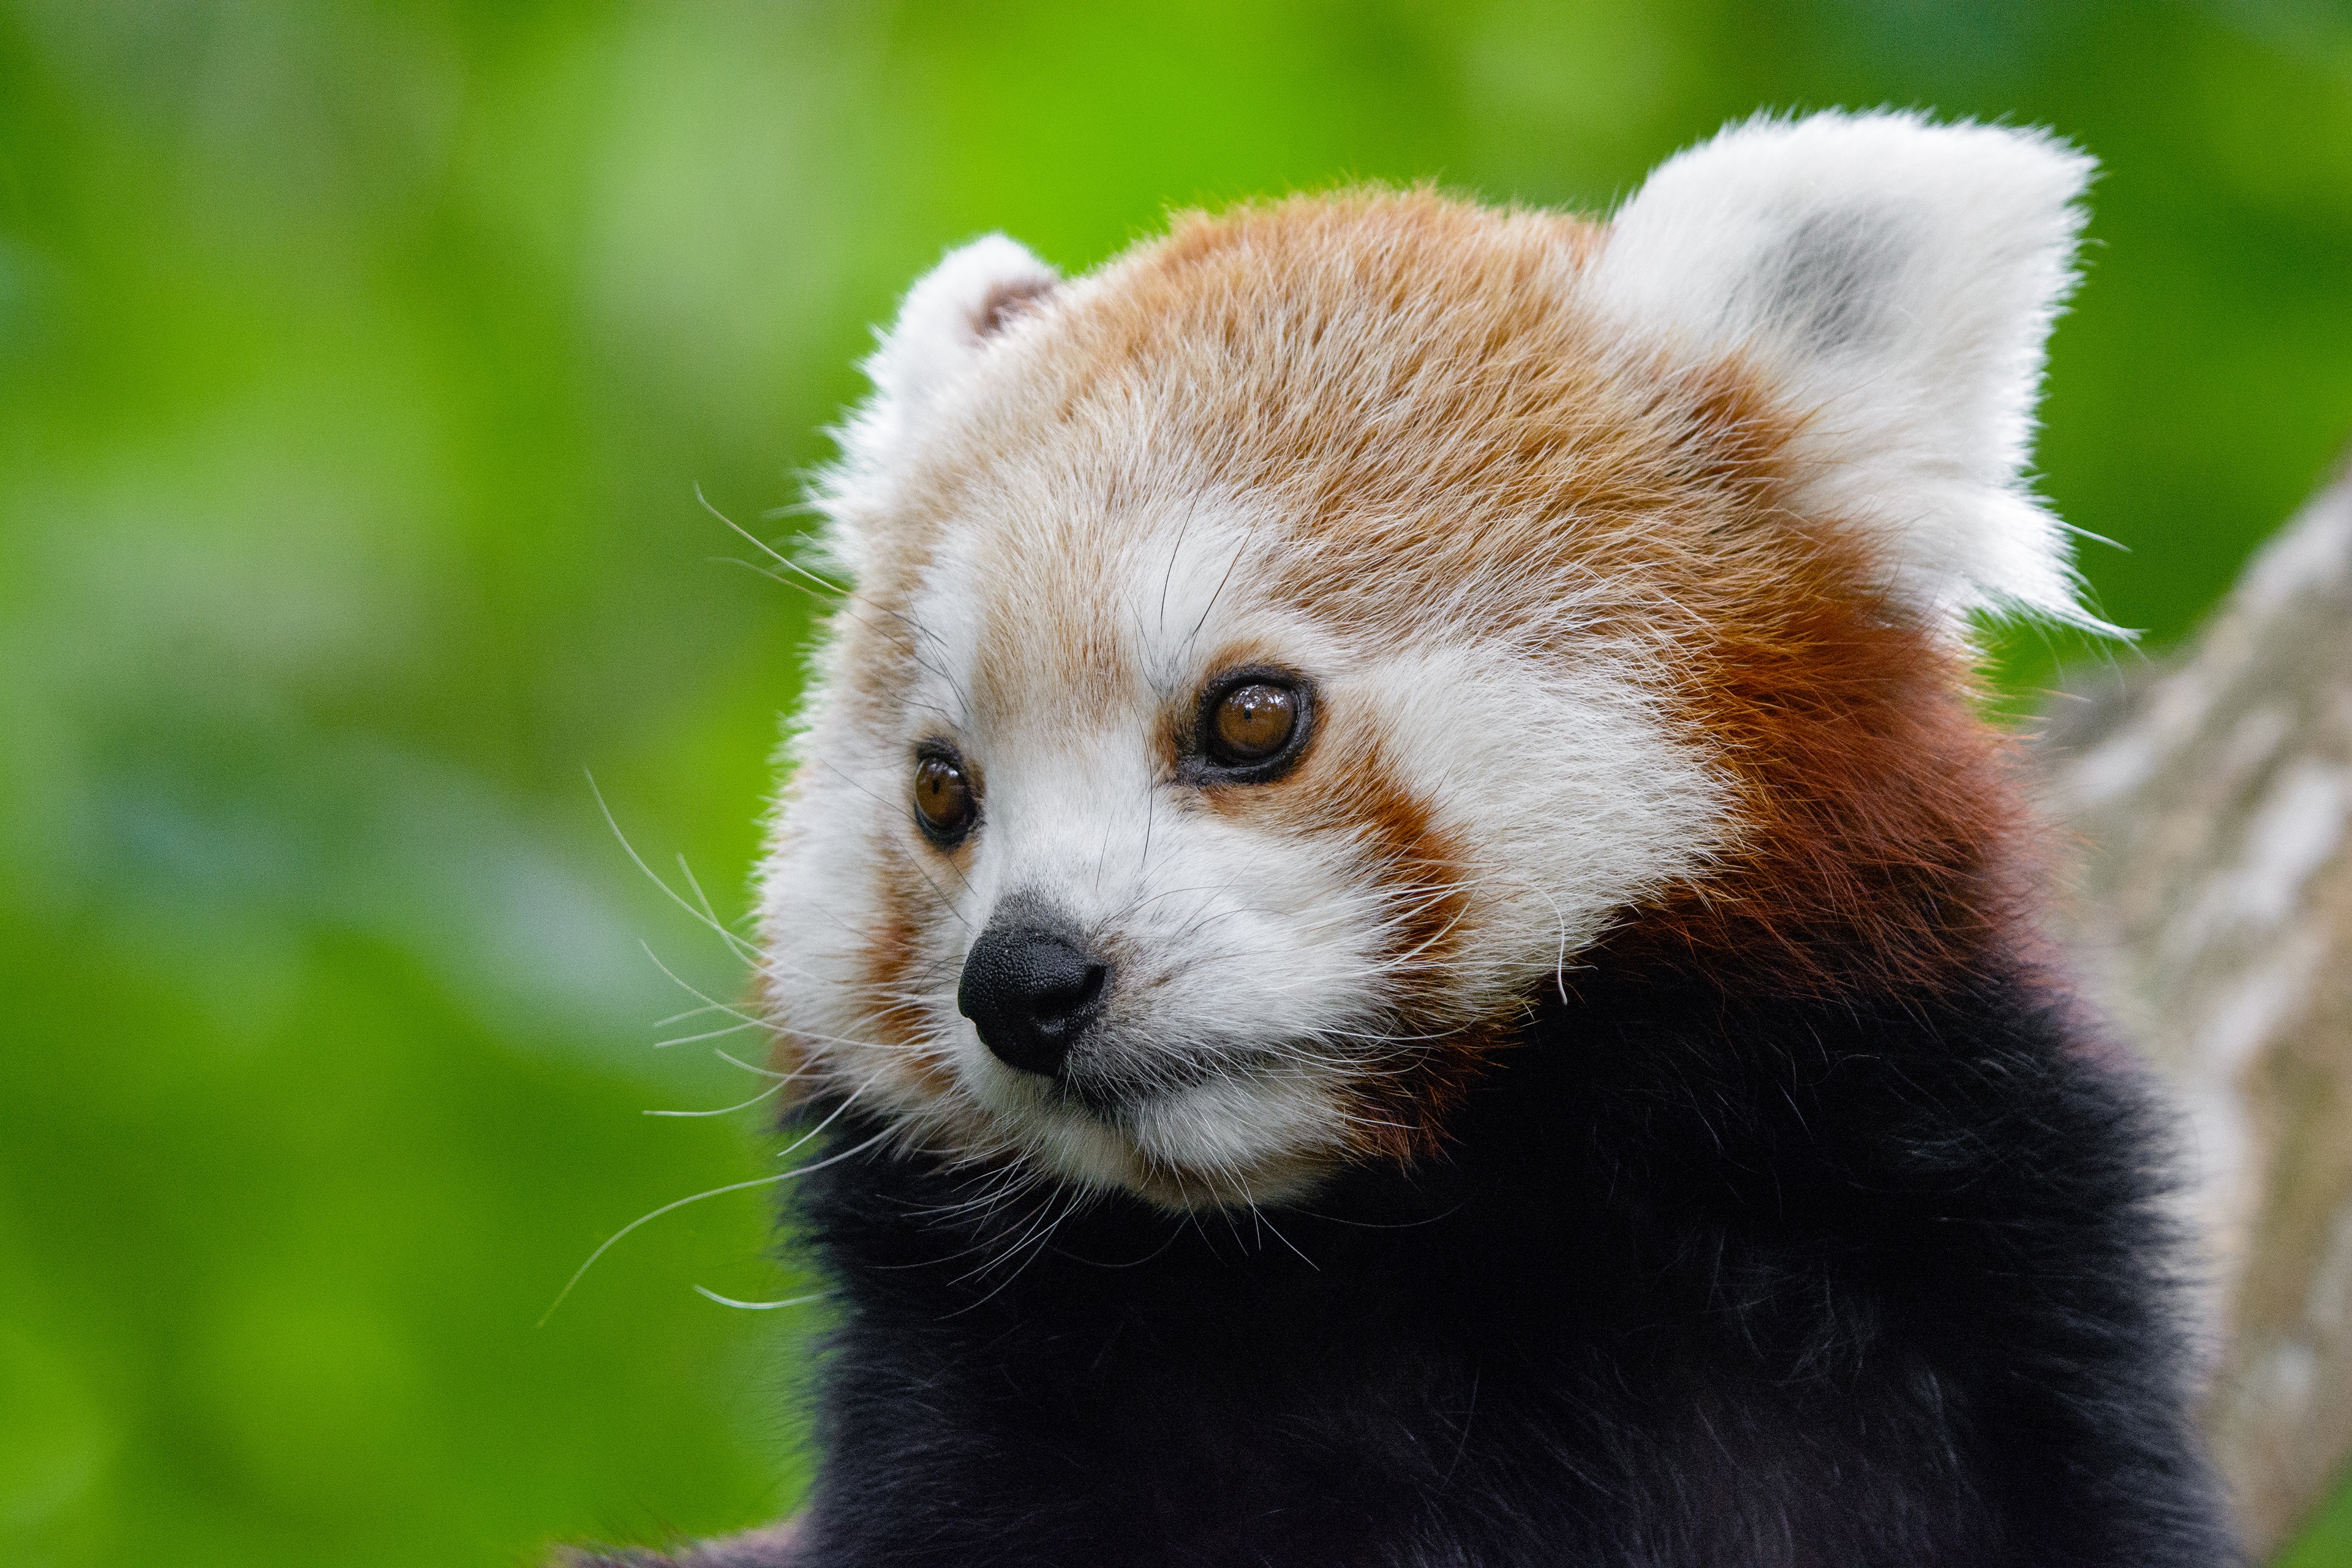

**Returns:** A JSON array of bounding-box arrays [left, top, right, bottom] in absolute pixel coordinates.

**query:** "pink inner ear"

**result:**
[[976, 277, 1055, 338]]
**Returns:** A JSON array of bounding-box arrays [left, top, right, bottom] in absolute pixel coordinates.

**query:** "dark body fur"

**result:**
[[624, 938, 2239, 1568]]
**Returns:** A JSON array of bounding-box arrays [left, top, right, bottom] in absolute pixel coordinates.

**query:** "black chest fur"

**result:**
[[785, 960, 2234, 1567]]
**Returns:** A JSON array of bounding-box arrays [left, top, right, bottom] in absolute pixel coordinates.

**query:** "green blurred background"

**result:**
[[2, 2, 2349, 1563]]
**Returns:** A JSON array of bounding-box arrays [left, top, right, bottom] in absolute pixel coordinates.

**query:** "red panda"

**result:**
[[574, 111, 2234, 1567]]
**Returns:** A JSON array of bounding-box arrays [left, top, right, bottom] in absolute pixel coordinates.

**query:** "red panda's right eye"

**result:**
[[913, 752, 978, 845], [1210, 683, 1298, 764], [1194, 671, 1313, 780]]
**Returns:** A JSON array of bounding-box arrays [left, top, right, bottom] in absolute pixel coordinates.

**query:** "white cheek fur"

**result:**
[[1345, 639, 1729, 1001]]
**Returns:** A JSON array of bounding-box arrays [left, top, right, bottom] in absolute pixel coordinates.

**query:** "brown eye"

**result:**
[[913, 749, 978, 845], [1205, 679, 1302, 769]]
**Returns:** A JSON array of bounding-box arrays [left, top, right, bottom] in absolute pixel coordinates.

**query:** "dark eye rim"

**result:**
[[1185, 666, 1317, 785], [911, 740, 981, 848]]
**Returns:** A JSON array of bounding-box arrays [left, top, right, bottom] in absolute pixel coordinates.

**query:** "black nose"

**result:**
[[957, 914, 1110, 1077]]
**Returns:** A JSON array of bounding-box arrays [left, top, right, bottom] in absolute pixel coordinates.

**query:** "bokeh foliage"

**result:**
[[2, 2, 2348, 1563]]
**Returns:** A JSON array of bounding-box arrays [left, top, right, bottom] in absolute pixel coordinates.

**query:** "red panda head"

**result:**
[[758, 111, 2096, 1210]]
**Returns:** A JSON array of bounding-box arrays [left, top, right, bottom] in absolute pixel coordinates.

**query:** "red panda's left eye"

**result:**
[[1194, 672, 1314, 781], [913, 751, 978, 844], [1210, 684, 1297, 764]]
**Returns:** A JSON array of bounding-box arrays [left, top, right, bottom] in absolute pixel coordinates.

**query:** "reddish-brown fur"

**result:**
[[853, 846, 962, 1097], [1071, 192, 2019, 995], [837, 187, 2031, 1159], [1324, 746, 1513, 1164]]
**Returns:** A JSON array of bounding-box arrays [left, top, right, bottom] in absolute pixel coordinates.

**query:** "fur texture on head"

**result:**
[[760, 110, 2095, 1210]]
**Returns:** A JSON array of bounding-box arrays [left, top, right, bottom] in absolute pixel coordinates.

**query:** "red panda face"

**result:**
[[759, 114, 2095, 1210]]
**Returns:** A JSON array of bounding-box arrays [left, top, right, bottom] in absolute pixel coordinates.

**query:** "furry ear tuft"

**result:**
[[827, 235, 1060, 543], [867, 234, 1060, 413], [1590, 110, 2105, 635]]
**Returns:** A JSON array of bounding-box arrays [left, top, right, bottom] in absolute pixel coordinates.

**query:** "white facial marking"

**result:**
[[762, 481, 1727, 1208]]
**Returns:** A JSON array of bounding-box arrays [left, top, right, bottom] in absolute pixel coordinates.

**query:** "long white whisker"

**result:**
[[538, 1125, 893, 1325], [644, 1074, 799, 1118], [655, 1019, 766, 1049], [696, 481, 844, 598], [693, 1285, 833, 1311], [590, 774, 761, 963], [714, 1048, 796, 1082], [654, 1000, 746, 1028], [675, 854, 744, 949]]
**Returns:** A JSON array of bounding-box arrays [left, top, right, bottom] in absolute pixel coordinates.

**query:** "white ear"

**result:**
[[1589, 110, 2103, 633], [832, 234, 1060, 512]]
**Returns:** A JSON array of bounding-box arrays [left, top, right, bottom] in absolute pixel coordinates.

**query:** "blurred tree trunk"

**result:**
[[2037, 450, 2352, 1559]]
